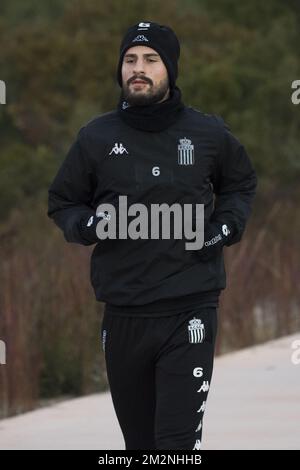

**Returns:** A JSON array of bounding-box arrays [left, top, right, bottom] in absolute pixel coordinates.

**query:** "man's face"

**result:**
[[121, 46, 170, 106]]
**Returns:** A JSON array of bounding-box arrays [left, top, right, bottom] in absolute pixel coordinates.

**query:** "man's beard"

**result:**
[[122, 77, 170, 106]]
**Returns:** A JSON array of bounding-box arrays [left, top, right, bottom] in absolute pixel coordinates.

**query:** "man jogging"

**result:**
[[47, 21, 257, 450]]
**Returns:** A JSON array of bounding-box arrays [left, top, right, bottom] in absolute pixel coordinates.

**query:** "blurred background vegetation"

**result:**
[[0, 0, 299, 418]]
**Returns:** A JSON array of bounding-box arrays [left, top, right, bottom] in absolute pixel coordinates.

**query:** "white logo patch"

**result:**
[[197, 380, 210, 393], [102, 329, 107, 352], [97, 211, 111, 221], [138, 22, 150, 29], [87, 215, 94, 227], [132, 35, 149, 42], [109, 143, 129, 155], [178, 137, 194, 165], [222, 224, 230, 236], [197, 400, 206, 413], [193, 439, 201, 450], [195, 419, 202, 432], [188, 317, 205, 343]]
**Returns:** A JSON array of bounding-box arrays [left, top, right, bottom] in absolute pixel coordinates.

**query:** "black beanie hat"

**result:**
[[117, 21, 180, 90]]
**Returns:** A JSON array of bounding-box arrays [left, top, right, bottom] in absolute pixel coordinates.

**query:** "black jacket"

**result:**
[[47, 106, 257, 316]]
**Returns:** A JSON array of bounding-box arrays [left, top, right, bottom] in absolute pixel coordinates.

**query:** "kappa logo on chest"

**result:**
[[109, 142, 129, 156]]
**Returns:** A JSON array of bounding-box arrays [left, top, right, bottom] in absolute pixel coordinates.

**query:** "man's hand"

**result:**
[[79, 211, 112, 244], [79, 198, 135, 244]]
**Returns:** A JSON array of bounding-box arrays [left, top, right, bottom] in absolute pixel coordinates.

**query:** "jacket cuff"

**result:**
[[196, 221, 233, 260]]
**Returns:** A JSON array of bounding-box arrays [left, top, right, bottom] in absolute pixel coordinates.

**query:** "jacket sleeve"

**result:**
[[47, 127, 98, 246], [210, 116, 257, 246]]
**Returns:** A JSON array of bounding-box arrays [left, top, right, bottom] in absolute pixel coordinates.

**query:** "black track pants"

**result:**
[[101, 306, 218, 450]]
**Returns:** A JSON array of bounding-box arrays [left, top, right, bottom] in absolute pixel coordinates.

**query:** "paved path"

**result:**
[[0, 333, 299, 449]]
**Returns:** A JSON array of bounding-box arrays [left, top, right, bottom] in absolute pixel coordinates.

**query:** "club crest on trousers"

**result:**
[[188, 317, 205, 343]]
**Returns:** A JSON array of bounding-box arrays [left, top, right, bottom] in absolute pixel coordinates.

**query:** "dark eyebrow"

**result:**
[[124, 53, 160, 58]]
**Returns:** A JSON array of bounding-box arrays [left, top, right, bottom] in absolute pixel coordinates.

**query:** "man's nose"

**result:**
[[133, 58, 146, 74]]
